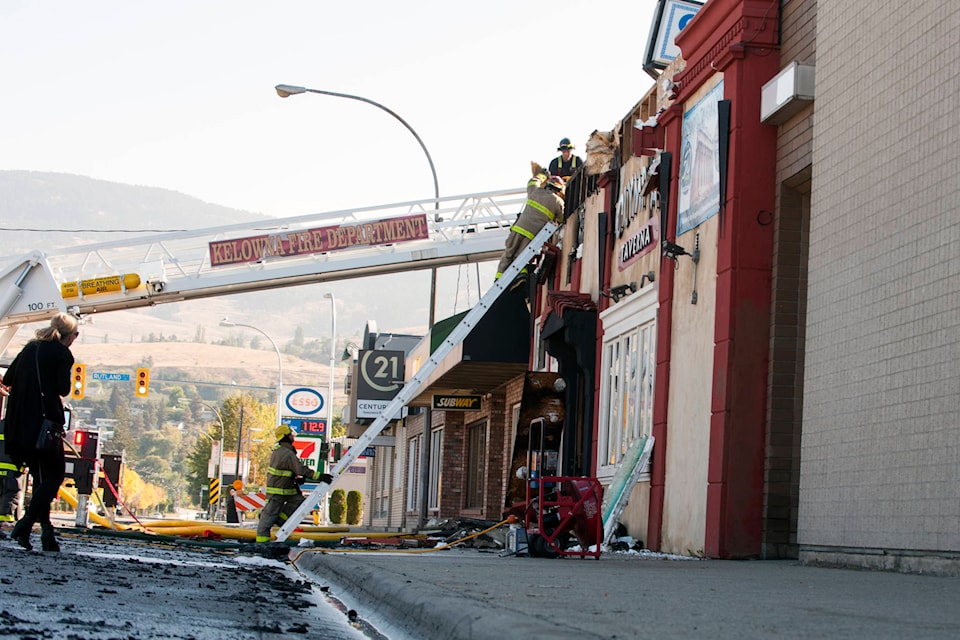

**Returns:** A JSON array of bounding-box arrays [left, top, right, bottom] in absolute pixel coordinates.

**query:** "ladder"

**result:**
[[276, 221, 558, 541]]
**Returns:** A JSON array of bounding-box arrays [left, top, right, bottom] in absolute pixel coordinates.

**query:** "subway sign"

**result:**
[[431, 394, 483, 411]]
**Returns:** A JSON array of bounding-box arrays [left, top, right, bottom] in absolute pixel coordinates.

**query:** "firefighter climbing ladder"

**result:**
[[275, 221, 559, 541]]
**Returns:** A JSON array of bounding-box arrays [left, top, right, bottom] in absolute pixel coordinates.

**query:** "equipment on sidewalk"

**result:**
[[505, 417, 602, 558]]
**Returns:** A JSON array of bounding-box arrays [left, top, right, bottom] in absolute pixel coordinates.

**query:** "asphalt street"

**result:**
[[0, 527, 391, 640], [4, 525, 960, 640]]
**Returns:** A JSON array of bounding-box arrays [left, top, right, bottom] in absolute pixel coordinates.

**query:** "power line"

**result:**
[[0, 226, 191, 233]]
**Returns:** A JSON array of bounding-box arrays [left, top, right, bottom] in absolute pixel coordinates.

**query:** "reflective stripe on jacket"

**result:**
[[511, 174, 564, 237], [265, 440, 318, 497]]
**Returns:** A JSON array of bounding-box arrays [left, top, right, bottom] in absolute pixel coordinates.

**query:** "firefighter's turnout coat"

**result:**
[[255, 440, 321, 542], [496, 174, 565, 277]]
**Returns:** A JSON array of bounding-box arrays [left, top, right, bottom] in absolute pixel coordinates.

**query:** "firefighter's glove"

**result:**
[[295, 476, 307, 486], [316, 473, 334, 484], [530, 161, 547, 177]]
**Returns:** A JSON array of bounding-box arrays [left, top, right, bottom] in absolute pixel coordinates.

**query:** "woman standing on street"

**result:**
[[1, 312, 79, 552]]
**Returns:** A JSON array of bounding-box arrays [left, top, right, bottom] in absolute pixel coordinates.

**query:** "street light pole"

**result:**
[[322, 292, 336, 436], [274, 83, 439, 210], [180, 398, 225, 520], [275, 82, 442, 530], [220, 318, 283, 427]]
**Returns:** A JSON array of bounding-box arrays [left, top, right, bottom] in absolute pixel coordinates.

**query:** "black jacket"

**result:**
[[1, 340, 73, 466]]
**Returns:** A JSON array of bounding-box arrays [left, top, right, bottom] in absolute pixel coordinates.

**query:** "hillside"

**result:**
[[70, 341, 348, 412]]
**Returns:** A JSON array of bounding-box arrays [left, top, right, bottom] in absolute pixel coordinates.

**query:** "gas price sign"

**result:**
[[283, 418, 327, 437]]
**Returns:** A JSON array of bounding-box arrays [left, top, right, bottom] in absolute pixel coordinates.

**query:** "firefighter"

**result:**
[[255, 425, 333, 543], [0, 418, 22, 536], [548, 138, 583, 181], [495, 166, 565, 282]]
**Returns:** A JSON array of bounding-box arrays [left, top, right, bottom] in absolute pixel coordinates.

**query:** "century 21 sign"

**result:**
[[357, 350, 405, 400]]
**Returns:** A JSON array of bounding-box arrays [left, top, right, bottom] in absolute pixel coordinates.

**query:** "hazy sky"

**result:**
[[1, 1, 656, 219]]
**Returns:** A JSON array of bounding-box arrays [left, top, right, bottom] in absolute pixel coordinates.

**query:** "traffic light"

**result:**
[[71, 363, 86, 400], [73, 429, 100, 460], [332, 442, 343, 462], [71, 430, 100, 495], [135, 367, 150, 397]]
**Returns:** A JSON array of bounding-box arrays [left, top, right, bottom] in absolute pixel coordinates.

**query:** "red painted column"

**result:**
[[674, 0, 780, 558]]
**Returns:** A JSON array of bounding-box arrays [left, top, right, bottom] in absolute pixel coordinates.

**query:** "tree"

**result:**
[[330, 415, 346, 439], [166, 386, 186, 408], [121, 467, 167, 513], [184, 395, 274, 500]]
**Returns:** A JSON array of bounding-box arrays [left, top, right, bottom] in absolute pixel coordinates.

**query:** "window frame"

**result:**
[[597, 285, 658, 481]]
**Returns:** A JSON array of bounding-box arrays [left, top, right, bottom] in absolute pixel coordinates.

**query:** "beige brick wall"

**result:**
[[799, 0, 960, 553]]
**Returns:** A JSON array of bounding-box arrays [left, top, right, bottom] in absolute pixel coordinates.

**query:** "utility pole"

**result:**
[[236, 403, 245, 484]]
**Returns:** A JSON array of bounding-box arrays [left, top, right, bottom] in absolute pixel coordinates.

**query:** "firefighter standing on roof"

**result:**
[[495, 164, 565, 280], [548, 138, 583, 180], [256, 424, 333, 543]]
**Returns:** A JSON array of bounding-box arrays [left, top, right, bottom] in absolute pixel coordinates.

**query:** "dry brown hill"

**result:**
[[70, 341, 347, 411]]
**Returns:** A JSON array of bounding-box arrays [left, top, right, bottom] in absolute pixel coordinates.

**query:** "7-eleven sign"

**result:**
[[294, 435, 323, 471]]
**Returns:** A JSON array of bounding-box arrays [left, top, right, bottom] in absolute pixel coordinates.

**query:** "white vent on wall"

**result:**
[[760, 61, 815, 124]]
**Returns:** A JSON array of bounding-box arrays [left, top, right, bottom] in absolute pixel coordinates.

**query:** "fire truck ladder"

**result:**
[[276, 220, 558, 541], [0, 188, 528, 353]]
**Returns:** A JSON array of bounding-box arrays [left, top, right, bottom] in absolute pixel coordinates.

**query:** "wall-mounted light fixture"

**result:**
[[662, 240, 700, 263], [662, 234, 702, 304], [601, 270, 657, 304], [603, 282, 637, 303]]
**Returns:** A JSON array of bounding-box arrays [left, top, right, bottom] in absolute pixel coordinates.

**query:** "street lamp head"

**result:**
[[219, 318, 236, 328], [323, 292, 334, 300], [275, 84, 307, 98]]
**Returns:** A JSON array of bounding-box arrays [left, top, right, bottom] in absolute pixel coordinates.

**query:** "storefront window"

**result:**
[[598, 287, 658, 478]]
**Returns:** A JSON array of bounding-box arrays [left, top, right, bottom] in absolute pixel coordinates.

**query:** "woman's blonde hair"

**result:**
[[34, 312, 79, 342]]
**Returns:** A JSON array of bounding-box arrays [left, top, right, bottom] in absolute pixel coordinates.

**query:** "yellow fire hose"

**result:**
[[290, 515, 518, 566]]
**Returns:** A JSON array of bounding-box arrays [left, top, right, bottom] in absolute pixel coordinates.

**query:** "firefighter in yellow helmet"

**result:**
[[255, 424, 333, 543], [495, 167, 565, 282]]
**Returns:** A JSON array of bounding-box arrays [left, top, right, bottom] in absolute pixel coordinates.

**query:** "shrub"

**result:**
[[329, 488, 346, 524], [346, 490, 363, 525]]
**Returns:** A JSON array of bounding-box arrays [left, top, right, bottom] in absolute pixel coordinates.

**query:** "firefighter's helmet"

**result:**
[[546, 175, 566, 195], [275, 424, 294, 441], [557, 137, 574, 151]]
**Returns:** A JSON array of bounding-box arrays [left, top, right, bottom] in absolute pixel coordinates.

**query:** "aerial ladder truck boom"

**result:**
[[0, 188, 526, 355]]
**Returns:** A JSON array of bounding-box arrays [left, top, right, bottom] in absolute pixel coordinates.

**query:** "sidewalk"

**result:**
[[294, 548, 960, 640]]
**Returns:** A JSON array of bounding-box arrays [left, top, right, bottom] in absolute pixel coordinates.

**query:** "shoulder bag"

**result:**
[[34, 345, 63, 453]]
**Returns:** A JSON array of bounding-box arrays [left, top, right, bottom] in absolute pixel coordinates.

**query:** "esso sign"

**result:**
[[282, 386, 328, 418]]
